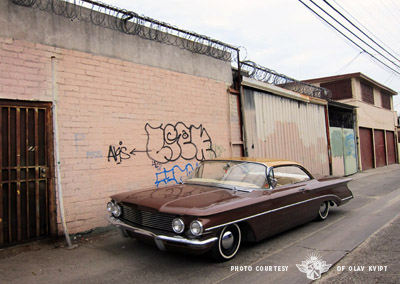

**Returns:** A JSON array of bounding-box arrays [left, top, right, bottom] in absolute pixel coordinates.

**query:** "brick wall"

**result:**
[[0, 37, 232, 234], [0, 38, 53, 101]]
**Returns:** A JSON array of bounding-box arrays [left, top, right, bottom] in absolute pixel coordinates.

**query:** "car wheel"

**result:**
[[317, 201, 330, 221], [211, 224, 241, 261]]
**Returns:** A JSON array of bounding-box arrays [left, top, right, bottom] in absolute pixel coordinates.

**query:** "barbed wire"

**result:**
[[240, 61, 332, 100], [10, 0, 331, 100], [10, 0, 239, 63]]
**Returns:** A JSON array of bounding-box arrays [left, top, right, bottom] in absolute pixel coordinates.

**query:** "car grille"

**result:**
[[120, 204, 175, 232]]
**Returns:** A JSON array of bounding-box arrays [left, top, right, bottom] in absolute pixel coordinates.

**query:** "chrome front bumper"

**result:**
[[106, 215, 218, 252]]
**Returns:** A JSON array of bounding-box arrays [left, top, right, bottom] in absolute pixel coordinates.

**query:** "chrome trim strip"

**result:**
[[341, 195, 353, 202], [156, 235, 218, 246], [107, 216, 157, 237], [205, 194, 342, 231], [106, 216, 217, 248]]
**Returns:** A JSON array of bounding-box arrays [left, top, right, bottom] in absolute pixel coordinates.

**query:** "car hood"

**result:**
[[110, 183, 258, 216]]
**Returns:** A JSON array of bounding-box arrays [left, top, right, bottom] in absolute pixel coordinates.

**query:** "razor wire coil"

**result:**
[[10, 0, 331, 100], [241, 61, 332, 100], [10, 0, 239, 62]]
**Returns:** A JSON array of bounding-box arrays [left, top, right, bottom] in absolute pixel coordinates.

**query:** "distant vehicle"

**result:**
[[107, 158, 353, 261]]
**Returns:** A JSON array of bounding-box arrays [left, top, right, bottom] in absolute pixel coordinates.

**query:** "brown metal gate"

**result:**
[[0, 101, 55, 247], [386, 131, 396, 165], [359, 127, 374, 170], [374, 129, 386, 168]]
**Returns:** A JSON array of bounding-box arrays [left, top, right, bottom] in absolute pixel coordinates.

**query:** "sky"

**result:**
[[100, 0, 400, 115]]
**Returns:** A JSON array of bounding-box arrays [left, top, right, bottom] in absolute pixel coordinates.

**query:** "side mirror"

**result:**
[[270, 178, 278, 189], [266, 167, 277, 189]]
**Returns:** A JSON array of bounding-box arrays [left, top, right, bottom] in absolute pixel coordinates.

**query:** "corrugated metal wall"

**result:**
[[242, 88, 329, 175]]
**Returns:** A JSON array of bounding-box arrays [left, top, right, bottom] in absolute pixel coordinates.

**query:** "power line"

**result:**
[[324, 0, 400, 64], [351, 0, 400, 51], [297, 0, 400, 76], [335, 51, 363, 74], [308, 0, 400, 71], [331, 0, 400, 60], [384, 72, 395, 85], [378, 0, 400, 27], [388, 0, 400, 16]]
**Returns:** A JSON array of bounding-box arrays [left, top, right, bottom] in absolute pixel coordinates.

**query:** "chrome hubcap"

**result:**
[[320, 203, 327, 213], [221, 231, 234, 250]]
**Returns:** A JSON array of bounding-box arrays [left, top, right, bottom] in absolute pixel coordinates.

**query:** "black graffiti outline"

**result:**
[[145, 122, 216, 164], [107, 141, 150, 164], [107, 141, 130, 164]]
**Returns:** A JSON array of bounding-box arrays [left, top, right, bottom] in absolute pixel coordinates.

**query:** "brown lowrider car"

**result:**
[[107, 158, 353, 261]]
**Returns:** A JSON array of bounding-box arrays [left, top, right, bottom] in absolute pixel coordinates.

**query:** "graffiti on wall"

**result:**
[[209, 144, 225, 159], [107, 141, 148, 164], [154, 163, 197, 187], [74, 133, 103, 159], [330, 129, 356, 159], [106, 122, 225, 187], [152, 160, 162, 171], [344, 133, 356, 158], [107, 122, 217, 165], [145, 122, 216, 164]]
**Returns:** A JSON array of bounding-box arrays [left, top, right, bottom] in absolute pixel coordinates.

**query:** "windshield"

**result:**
[[186, 160, 268, 189]]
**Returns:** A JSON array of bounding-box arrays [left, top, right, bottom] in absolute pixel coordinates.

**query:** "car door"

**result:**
[[267, 165, 313, 235]]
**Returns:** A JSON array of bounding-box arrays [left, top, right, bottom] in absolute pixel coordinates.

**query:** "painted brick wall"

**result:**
[[0, 37, 232, 234], [0, 38, 53, 101]]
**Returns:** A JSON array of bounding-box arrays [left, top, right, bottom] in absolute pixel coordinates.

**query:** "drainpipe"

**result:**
[[51, 56, 73, 248], [236, 49, 248, 157], [324, 104, 332, 175]]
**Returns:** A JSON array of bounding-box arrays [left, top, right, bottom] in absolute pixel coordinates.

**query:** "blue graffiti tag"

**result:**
[[155, 163, 197, 187], [344, 133, 356, 158]]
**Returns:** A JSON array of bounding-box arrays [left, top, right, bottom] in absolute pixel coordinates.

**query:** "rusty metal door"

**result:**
[[374, 129, 386, 168], [386, 131, 396, 165], [330, 127, 357, 176], [359, 127, 373, 170], [342, 128, 357, 175], [0, 101, 55, 247]]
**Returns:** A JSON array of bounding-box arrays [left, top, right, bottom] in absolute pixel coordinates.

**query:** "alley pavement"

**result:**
[[0, 164, 399, 284], [317, 213, 400, 283], [317, 164, 400, 284]]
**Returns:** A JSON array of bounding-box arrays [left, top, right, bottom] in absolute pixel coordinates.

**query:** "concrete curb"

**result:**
[[346, 164, 400, 181]]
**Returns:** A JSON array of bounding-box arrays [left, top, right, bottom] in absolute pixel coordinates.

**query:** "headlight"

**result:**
[[190, 220, 203, 236], [112, 204, 122, 217], [172, 218, 185, 234], [107, 201, 122, 217], [107, 202, 114, 213]]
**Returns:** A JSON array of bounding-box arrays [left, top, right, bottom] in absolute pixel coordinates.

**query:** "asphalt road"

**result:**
[[0, 164, 399, 284]]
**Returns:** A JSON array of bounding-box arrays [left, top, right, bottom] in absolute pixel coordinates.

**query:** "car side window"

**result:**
[[273, 165, 311, 187]]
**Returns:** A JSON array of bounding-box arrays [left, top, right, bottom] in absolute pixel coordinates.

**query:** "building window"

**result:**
[[328, 106, 354, 128], [381, 91, 391, 110], [321, 79, 352, 100], [361, 82, 374, 104]]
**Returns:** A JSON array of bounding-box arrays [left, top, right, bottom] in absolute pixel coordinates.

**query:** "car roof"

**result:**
[[208, 157, 302, 168]]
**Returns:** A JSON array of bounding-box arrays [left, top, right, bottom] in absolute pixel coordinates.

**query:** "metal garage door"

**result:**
[[0, 101, 55, 247], [386, 131, 396, 165], [359, 127, 374, 170], [374, 129, 386, 168]]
